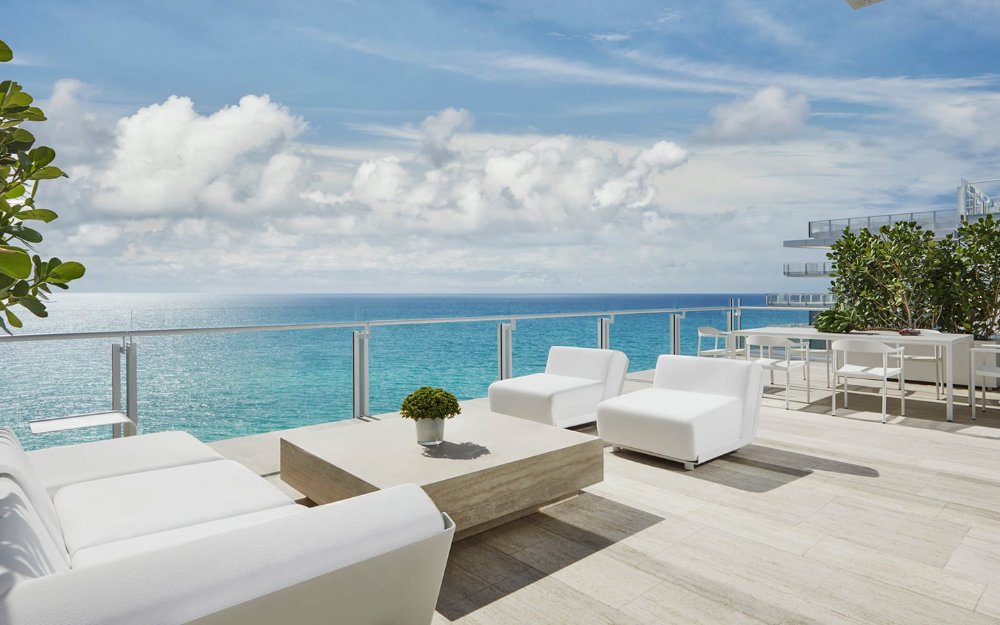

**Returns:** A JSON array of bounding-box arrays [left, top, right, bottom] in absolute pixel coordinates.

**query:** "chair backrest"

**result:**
[[698, 326, 723, 337], [0, 428, 70, 591], [830, 339, 899, 355], [652, 355, 764, 440], [545, 346, 629, 400]]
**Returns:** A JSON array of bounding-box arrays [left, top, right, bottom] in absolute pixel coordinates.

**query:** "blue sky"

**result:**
[[6, 0, 1000, 292]]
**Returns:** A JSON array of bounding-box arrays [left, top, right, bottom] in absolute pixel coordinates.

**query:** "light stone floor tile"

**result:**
[[979, 584, 1000, 620], [947, 535, 1000, 580]]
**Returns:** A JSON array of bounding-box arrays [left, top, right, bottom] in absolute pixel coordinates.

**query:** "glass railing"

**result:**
[[782, 262, 834, 277], [765, 293, 836, 307], [808, 209, 958, 240], [0, 301, 821, 451]]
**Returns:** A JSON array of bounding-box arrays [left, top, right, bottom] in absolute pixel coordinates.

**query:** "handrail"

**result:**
[[0, 305, 748, 343]]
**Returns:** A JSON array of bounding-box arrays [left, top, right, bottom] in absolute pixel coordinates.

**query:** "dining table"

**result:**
[[730, 326, 974, 421]]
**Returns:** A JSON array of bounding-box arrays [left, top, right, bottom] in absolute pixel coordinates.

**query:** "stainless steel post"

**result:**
[[352, 328, 370, 418], [598, 317, 613, 350], [497, 322, 514, 380], [670, 314, 682, 355], [111, 342, 123, 438], [125, 339, 137, 436]]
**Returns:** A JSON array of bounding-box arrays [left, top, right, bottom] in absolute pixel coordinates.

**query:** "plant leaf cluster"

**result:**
[[0, 39, 85, 333], [827, 216, 1000, 339], [400, 386, 462, 421]]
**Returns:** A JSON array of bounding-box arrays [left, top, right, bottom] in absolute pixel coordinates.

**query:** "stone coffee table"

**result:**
[[280, 411, 604, 540]]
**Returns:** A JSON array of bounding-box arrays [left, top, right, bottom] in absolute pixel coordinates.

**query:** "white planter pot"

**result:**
[[415, 418, 446, 446]]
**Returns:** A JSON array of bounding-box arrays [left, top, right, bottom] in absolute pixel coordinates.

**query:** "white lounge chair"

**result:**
[[0, 428, 454, 625], [596, 355, 764, 470], [488, 346, 629, 427]]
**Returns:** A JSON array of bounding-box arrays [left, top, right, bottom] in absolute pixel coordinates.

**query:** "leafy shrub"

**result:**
[[400, 387, 461, 421], [813, 307, 859, 334], [0, 39, 85, 333]]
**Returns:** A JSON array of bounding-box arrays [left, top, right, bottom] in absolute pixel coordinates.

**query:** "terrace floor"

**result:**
[[210, 363, 1000, 624]]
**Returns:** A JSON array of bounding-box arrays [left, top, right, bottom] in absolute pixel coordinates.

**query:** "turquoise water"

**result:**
[[1, 293, 810, 450]]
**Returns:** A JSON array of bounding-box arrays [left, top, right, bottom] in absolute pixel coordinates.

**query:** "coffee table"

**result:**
[[280, 411, 604, 540]]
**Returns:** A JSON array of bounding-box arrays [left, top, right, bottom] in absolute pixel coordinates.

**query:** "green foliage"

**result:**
[[951, 215, 1000, 340], [0, 39, 85, 333], [813, 307, 859, 334], [827, 217, 1000, 339], [400, 387, 461, 421]]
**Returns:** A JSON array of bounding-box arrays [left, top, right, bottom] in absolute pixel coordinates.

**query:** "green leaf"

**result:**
[[16, 295, 47, 318], [29, 147, 55, 168], [10, 225, 42, 243], [0, 40, 12, 63], [18, 208, 57, 222], [0, 246, 31, 279], [48, 261, 85, 283], [4, 184, 25, 199], [5, 308, 22, 328], [28, 166, 66, 180]]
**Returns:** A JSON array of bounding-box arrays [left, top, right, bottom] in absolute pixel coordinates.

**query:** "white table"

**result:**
[[732, 327, 974, 421]]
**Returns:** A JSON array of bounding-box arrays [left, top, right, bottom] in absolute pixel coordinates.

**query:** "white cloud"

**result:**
[[590, 33, 631, 43], [696, 86, 810, 142]]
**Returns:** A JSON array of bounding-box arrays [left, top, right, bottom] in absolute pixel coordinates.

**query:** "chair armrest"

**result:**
[[2, 486, 454, 625]]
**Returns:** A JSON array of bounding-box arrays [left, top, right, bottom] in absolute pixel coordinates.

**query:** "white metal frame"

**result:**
[[970, 343, 1000, 419], [832, 339, 905, 424], [745, 334, 810, 410]]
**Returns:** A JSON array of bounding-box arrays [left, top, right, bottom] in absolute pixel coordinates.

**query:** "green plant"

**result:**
[[400, 386, 461, 420], [953, 215, 1000, 340], [813, 307, 859, 333], [0, 39, 85, 333]]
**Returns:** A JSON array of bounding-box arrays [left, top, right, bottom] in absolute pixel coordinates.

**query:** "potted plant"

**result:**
[[400, 386, 461, 446]]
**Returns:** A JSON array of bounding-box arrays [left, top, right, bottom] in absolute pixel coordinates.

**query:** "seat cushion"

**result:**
[[836, 364, 902, 379], [72, 504, 306, 568], [28, 431, 224, 497], [54, 460, 293, 556], [489, 373, 605, 427], [597, 388, 743, 462], [0, 428, 68, 555], [0, 476, 69, 594]]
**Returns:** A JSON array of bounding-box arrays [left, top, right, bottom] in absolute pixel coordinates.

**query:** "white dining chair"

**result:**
[[745, 335, 809, 409], [892, 329, 943, 400], [697, 326, 745, 359], [831, 339, 905, 424], [970, 343, 1000, 419]]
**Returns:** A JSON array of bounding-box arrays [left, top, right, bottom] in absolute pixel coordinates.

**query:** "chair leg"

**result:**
[[900, 372, 906, 417], [785, 369, 790, 411], [844, 379, 849, 408], [972, 374, 977, 420], [882, 376, 888, 424], [832, 374, 837, 416], [806, 362, 811, 404], [683, 461, 695, 471]]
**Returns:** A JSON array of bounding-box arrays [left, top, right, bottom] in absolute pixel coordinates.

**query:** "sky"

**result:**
[[6, 0, 1000, 293]]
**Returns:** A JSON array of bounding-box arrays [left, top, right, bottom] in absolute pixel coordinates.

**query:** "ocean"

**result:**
[[1, 293, 810, 450]]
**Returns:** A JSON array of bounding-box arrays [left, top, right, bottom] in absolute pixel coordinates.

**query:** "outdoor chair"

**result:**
[[488, 346, 629, 427], [970, 343, 1000, 419], [596, 355, 764, 470], [745, 334, 811, 410], [696, 326, 746, 358], [831, 338, 905, 424]]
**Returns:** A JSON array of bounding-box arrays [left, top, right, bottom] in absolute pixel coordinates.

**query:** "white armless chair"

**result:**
[[697, 326, 745, 358], [970, 343, 1000, 419], [831, 339, 904, 424], [488, 346, 629, 428], [745, 335, 810, 410]]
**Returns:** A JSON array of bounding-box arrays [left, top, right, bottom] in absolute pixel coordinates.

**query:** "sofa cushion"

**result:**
[[0, 428, 68, 555], [489, 373, 604, 426], [72, 504, 306, 568], [28, 431, 224, 497], [546, 346, 629, 400], [54, 460, 293, 556], [597, 387, 742, 462], [0, 476, 69, 594]]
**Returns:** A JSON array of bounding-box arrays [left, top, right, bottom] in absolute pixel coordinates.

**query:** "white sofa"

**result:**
[[596, 355, 764, 470], [488, 346, 629, 427], [0, 428, 454, 625]]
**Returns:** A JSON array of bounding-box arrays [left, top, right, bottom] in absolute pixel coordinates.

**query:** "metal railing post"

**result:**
[[125, 339, 138, 436], [111, 342, 123, 438], [726, 298, 735, 333], [670, 314, 683, 355], [497, 321, 514, 380], [352, 328, 370, 419], [598, 316, 613, 349]]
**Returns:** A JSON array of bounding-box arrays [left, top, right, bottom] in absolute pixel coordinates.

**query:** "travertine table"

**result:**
[[280, 412, 604, 540]]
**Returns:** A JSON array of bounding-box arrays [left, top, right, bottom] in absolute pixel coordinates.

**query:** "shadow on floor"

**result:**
[[436, 492, 662, 620]]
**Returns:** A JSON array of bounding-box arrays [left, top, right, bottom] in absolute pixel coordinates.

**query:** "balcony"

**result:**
[[783, 262, 834, 277], [784, 208, 960, 249], [766, 292, 836, 307]]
